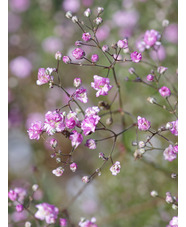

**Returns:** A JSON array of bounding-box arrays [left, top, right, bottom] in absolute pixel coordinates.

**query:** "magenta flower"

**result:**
[[81, 115, 100, 136], [91, 54, 99, 63], [169, 120, 178, 136], [52, 167, 64, 177], [159, 86, 171, 97], [44, 111, 65, 135], [8, 190, 18, 201], [63, 56, 71, 64], [69, 130, 83, 149], [60, 218, 67, 226], [163, 145, 177, 162], [73, 78, 82, 87], [137, 116, 151, 131], [85, 139, 96, 149], [144, 29, 160, 47], [36, 68, 51, 86], [72, 48, 85, 59], [75, 87, 88, 103], [168, 216, 178, 227], [173, 145, 178, 153], [130, 51, 142, 63], [70, 162, 78, 172], [110, 161, 121, 176], [91, 75, 113, 97], [65, 111, 78, 129], [27, 121, 43, 140], [146, 74, 154, 81], [117, 39, 128, 49], [35, 203, 59, 224], [82, 32, 91, 42], [16, 204, 24, 213]]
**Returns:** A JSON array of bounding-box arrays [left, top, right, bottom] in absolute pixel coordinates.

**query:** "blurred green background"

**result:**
[[8, 0, 178, 226]]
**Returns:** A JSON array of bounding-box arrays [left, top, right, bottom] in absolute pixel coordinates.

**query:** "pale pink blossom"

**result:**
[[137, 116, 151, 131], [35, 203, 59, 224], [159, 86, 171, 97], [163, 145, 177, 162], [75, 87, 88, 103], [91, 75, 113, 97], [70, 162, 78, 172], [130, 51, 142, 63], [27, 121, 43, 140], [110, 161, 121, 176], [85, 139, 96, 149], [52, 167, 64, 177], [69, 130, 83, 148]]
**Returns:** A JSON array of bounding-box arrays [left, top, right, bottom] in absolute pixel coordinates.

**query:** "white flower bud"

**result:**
[[97, 7, 104, 14], [32, 184, 39, 192], [172, 204, 178, 210], [65, 11, 73, 19], [147, 97, 156, 104], [95, 17, 103, 25], [25, 222, 32, 227], [139, 141, 145, 148], [84, 8, 91, 17], [150, 190, 158, 197], [162, 19, 169, 27], [166, 122, 173, 130], [72, 16, 78, 23]]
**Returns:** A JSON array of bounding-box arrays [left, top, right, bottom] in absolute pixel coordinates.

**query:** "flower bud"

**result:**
[[75, 40, 82, 46], [95, 17, 103, 25], [128, 67, 135, 74], [25, 222, 32, 227], [65, 11, 73, 19], [91, 54, 99, 63], [50, 138, 58, 149], [56, 157, 61, 163], [147, 97, 156, 104], [150, 190, 158, 197], [172, 204, 178, 210], [102, 45, 109, 52], [72, 16, 78, 23], [106, 117, 113, 125], [82, 176, 89, 183], [73, 78, 82, 88], [63, 56, 71, 64], [16, 204, 24, 212], [162, 19, 169, 27], [70, 162, 77, 172], [138, 141, 145, 148], [165, 122, 173, 130], [32, 184, 39, 192], [97, 7, 104, 14], [84, 8, 91, 17], [55, 51, 62, 60]]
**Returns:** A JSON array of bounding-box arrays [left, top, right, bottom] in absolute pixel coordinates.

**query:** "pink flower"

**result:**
[[44, 111, 65, 135], [72, 48, 85, 59], [169, 120, 178, 136], [173, 145, 178, 153], [63, 56, 71, 64], [85, 139, 96, 149], [91, 54, 99, 63], [144, 29, 160, 47], [102, 45, 109, 52], [79, 217, 98, 227], [146, 74, 154, 81], [69, 130, 83, 149], [60, 218, 67, 226], [91, 75, 113, 97], [130, 51, 142, 63], [74, 78, 82, 87], [163, 145, 177, 162], [16, 204, 24, 213], [137, 116, 151, 131], [75, 87, 88, 103], [81, 115, 100, 136], [65, 111, 78, 129], [8, 190, 18, 201], [27, 121, 43, 140], [82, 32, 91, 42], [110, 161, 121, 176], [117, 39, 128, 49], [35, 203, 59, 224], [52, 167, 64, 177], [159, 86, 171, 97], [85, 106, 100, 116], [70, 162, 78, 172], [36, 68, 51, 86], [168, 216, 178, 227]]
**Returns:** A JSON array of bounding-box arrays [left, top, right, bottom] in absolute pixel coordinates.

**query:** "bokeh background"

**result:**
[[8, 0, 178, 226]]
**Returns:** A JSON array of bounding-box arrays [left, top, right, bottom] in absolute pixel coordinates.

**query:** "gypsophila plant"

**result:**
[[9, 4, 178, 227]]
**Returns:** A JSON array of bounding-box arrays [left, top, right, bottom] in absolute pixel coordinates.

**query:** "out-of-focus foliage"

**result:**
[[8, 0, 177, 226]]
